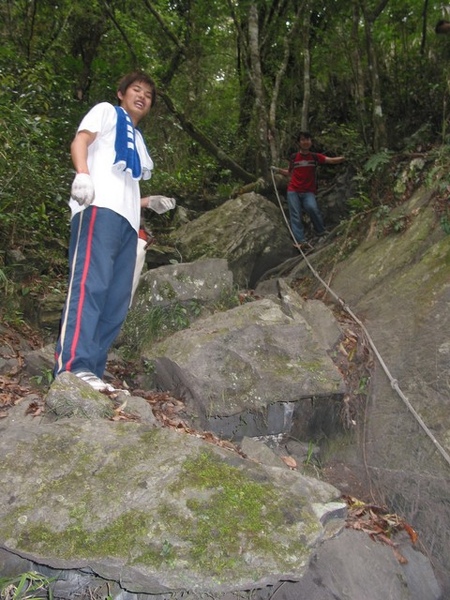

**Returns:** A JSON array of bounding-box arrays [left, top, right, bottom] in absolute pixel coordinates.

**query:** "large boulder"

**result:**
[[0, 392, 441, 600], [284, 181, 450, 592], [140, 295, 345, 439], [164, 192, 293, 287], [0, 412, 342, 595], [134, 258, 234, 310]]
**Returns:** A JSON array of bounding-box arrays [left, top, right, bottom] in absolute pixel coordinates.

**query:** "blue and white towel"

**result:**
[[113, 106, 153, 181]]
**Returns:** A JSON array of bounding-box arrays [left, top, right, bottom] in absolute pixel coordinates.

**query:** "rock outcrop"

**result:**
[[1, 179, 448, 598]]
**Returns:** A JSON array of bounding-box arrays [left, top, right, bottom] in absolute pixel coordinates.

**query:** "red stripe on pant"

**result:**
[[66, 207, 97, 372]]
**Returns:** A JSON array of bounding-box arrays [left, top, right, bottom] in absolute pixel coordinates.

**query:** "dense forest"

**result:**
[[1, 0, 450, 316]]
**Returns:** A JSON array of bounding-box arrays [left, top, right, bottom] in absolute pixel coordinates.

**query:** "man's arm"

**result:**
[[324, 156, 345, 165], [70, 130, 97, 206], [274, 168, 290, 176], [71, 130, 96, 174], [141, 196, 176, 213]]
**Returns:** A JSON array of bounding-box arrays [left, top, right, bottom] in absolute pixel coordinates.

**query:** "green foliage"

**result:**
[[364, 151, 394, 174], [0, 299, 26, 329], [347, 192, 373, 214], [440, 214, 450, 235], [122, 301, 199, 356], [0, 100, 71, 249], [149, 160, 214, 203], [317, 123, 368, 164], [304, 441, 317, 466], [0, 0, 449, 305], [375, 205, 410, 237], [425, 145, 450, 190], [212, 286, 241, 312], [0, 266, 12, 294], [358, 376, 370, 395], [122, 287, 239, 357], [0, 571, 54, 600], [146, 141, 235, 204], [31, 368, 54, 389]]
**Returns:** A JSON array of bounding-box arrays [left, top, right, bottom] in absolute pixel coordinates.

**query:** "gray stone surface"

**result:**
[[141, 297, 345, 438], [240, 436, 290, 469], [165, 192, 293, 287], [22, 342, 55, 376], [46, 371, 115, 419], [262, 529, 441, 600], [134, 257, 234, 309], [0, 414, 341, 595], [285, 184, 450, 593]]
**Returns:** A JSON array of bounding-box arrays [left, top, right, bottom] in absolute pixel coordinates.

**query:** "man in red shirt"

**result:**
[[274, 131, 345, 247]]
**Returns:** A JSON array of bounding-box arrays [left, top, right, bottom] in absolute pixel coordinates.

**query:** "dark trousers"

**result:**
[[55, 206, 136, 378]]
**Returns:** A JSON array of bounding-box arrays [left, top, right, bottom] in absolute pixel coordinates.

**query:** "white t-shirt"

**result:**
[[69, 102, 153, 232]]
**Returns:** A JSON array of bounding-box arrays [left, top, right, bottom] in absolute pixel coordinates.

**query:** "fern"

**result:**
[[364, 150, 393, 174]]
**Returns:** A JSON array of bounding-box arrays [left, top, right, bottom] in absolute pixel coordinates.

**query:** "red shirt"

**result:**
[[287, 151, 326, 193]]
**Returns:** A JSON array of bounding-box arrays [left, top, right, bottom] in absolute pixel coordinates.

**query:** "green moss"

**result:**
[[134, 539, 176, 568], [2, 434, 319, 580], [183, 243, 217, 262], [162, 449, 313, 576], [13, 511, 154, 559], [157, 281, 177, 300], [174, 272, 190, 283], [1, 428, 169, 563], [212, 286, 240, 311]]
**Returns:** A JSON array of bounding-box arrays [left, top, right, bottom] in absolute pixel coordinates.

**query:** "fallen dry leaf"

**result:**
[[403, 522, 418, 544], [393, 547, 408, 564], [281, 455, 297, 469], [25, 401, 44, 416], [342, 494, 416, 564], [114, 399, 128, 413]]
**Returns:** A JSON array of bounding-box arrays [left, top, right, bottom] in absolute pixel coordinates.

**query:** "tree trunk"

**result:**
[[420, 0, 429, 55], [359, 0, 390, 151], [365, 23, 386, 150], [301, 7, 311, 131], [248, 3, 269, 174], [268, 5, 303, 165], [351, 0, 369, 146]]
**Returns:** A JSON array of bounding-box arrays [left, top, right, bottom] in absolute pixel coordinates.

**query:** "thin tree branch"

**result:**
[[141, 0, 185, 51], [420, 0, 429, 54], [102, 0, 138, 65], [159, 90, 256, 184]]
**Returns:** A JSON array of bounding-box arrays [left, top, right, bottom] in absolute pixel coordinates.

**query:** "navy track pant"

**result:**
[[55, 206, 137, 378]]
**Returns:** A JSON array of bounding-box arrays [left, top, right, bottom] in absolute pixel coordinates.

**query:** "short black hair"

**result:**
[[117, 71, 156, 107], [297, 131, 312, 141], [435, 19, 450, 34]]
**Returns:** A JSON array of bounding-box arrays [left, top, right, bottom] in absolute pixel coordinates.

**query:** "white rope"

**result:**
[[270, 169, 450, 468]]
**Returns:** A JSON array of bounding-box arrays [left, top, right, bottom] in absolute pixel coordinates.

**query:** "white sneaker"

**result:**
[[74, 371, 130, 396]]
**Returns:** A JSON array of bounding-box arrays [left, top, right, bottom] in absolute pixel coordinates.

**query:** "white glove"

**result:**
[[146, 195, 176, 214], [71, 173, 95, 207], [270, 166, 279, 172]]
